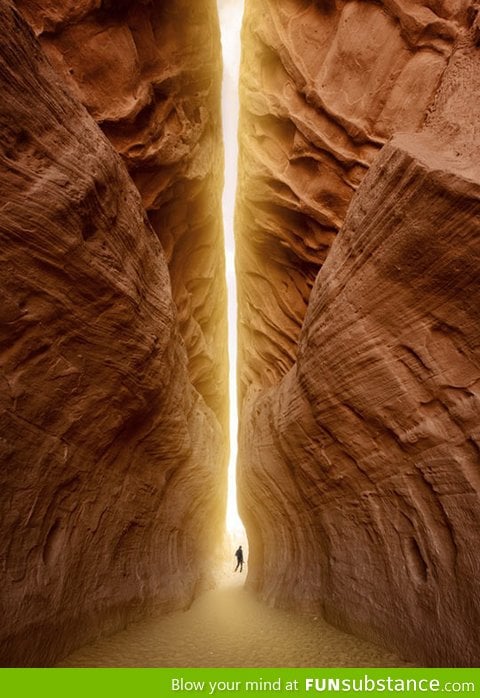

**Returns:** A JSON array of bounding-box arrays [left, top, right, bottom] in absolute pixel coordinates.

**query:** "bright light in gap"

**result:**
[[217, 0, 245, 539]]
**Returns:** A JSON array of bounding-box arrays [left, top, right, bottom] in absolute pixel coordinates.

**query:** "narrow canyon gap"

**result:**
[[1, 0, 480, 671], [217, 0, 246, 543]]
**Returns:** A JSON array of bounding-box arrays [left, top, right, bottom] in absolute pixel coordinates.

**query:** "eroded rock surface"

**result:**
[[14, 0, 228, 420], [237, 0, 470, 394], [0, 1, 225, 666], [238, 1, 480, 667]]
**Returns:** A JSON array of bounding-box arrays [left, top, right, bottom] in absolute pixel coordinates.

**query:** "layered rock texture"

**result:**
[[14, 0, 228, 419], [238, 0, 480, 666], [0, 0, 226, 667], [237, 0, 470, 393]]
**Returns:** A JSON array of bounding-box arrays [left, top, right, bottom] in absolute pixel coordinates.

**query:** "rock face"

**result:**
[[237, 0, 469, 395], [238, 0, 480, 667], [14, 0, 228, 421], [0, 1, 225, 667]]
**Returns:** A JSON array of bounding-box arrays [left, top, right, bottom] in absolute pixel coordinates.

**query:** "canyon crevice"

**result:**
[[0, 0, 227, 666], [238, 0, 480, 666], [2, 0, 480, 670]]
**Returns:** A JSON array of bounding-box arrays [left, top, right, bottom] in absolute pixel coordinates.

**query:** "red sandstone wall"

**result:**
[[0, 0, 226, 666], [238, 0, 480, 666], [14, 0, 228, 422], [236, 0, 470, 395]]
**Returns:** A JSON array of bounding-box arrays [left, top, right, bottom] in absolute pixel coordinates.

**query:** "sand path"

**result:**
[[58, 571, 407, 667]]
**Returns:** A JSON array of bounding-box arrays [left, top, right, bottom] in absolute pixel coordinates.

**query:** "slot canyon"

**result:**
[[0, 0, 479, 668]]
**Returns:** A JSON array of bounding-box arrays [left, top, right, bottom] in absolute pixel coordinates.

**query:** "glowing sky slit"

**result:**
[[217, 0, 245, 536]]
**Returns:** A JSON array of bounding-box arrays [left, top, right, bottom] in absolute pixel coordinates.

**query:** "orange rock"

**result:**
[[14, 0, 229, 423], [236, 0, 468, 396], [238, 0, 480, 666], [0, 1, 225, 666]]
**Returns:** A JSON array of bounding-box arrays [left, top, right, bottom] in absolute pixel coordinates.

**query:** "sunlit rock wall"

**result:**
[[238, 0, 480, 666], [0, 1, 225, 666], [14, 0, 228, 421], [237, 0, 469, 394]]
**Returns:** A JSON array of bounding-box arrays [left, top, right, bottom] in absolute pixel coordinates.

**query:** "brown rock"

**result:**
[[238, 1, 480, 667], [236, 0, 468, 396], [0, 1, 225, 666], [14, 0, 228, 422], [240, 131, 480, 665]]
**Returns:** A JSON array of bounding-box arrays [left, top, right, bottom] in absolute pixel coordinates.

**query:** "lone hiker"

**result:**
[[234, 545, 244, 572]]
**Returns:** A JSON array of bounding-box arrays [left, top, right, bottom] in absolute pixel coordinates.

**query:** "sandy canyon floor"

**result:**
[[57, 570, 407, 667]]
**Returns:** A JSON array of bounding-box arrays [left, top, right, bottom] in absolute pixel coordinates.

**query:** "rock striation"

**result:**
[[14, 0, 228, 421], [236, 0, 470, 395], [238, 0, 480, 667], [0, 1, 225, 666]]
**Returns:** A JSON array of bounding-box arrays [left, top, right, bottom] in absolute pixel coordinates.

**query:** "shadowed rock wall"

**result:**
[[14, 0, 228, 421], [0, 1, 226, 666], [238, 0, 480, 666]]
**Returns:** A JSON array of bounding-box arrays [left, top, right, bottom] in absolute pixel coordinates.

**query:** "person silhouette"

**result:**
[[234, 545, 244, 572]]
